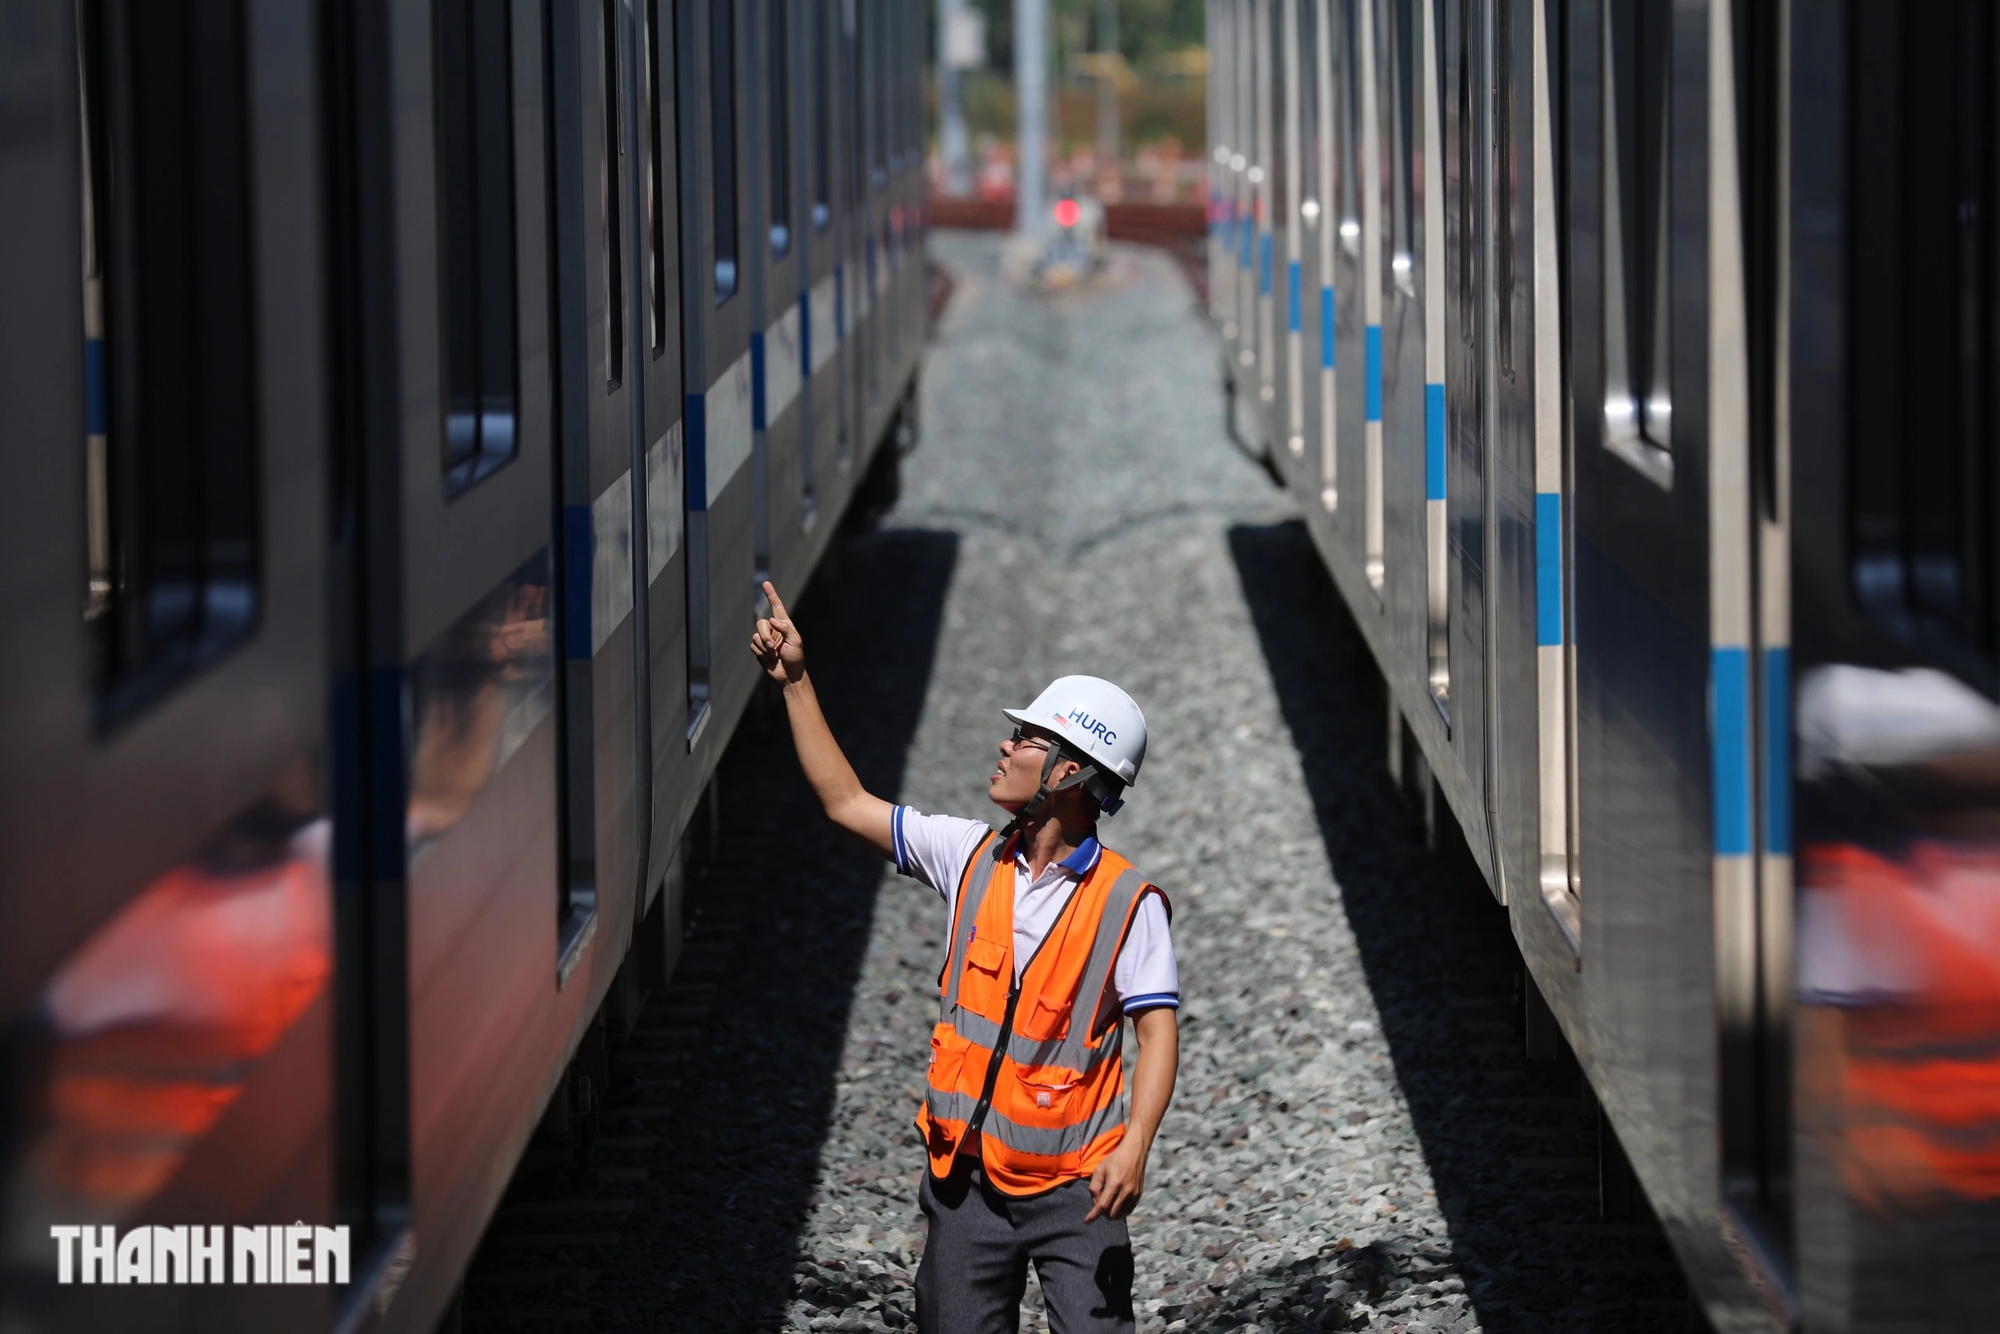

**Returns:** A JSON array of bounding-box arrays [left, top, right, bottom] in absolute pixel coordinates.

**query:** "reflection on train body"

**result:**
[[407, 556, 556, 855], [0, 0, 927, 1326], [10, 803, 329, 1235], [1795, 665, 2000, 1308]]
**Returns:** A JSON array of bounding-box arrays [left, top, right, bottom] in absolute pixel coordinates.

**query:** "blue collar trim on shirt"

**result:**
[[1057, 836, 1102, 876], [1005, 832, 1102, 877]]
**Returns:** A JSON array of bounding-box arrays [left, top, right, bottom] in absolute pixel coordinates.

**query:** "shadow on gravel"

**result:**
[[1224, 521, 1684, 1334], [594, 526, 960, 1333]]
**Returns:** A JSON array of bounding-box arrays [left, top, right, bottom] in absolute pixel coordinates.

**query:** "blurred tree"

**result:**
[[969, 0, 1202, 74]]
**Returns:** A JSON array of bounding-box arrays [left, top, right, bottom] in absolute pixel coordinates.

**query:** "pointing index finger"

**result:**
[[762, 580, 791, 623]]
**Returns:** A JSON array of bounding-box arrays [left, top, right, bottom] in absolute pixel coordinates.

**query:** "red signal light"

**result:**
[[1053, 198, 1081, 229]]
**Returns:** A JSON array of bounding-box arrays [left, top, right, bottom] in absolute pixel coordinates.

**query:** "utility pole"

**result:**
[[1095, 0, 1118, 181], [1015, 0, 1047, 234]]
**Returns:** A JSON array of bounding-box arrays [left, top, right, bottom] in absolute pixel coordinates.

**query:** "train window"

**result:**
[[76, 0, 261, 722], [848, 0, 866, 207], [713, 0, 741, 302], [1336, 0, 1360, 255], [438, 0, 523, 491], [906, 0, 921, 163], [645, 0, 668, 353], [768, 0, 793, 255], [1493, 0, 1515, 375], [1388, 0, 1415, 297], [870, 0, 887, 186], [1455, 0, 1473, 344], [1848, 1, 2000, 661], [598, 0, 626, 386], [812, 0, 832, 230], [1600, 0, 1672, 488], [1300, 0, 1319, 209]]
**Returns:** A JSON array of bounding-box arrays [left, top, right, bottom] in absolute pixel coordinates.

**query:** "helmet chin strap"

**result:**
[[998, 743, 1098, 843]]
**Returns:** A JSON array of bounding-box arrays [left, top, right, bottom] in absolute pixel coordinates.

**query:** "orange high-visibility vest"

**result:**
[[914, 830, 1169, 1194]]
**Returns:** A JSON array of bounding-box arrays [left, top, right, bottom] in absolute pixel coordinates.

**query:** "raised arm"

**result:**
[[750, 581, 897, 859]]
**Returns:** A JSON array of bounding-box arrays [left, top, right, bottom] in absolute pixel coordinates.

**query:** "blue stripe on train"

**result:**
[[1425, 384, 1445, 501], [1712, 646, 1752, 857], [1364, 326, 1382, 422], [1287, 261, 1300, 333], [1534, 493, 1562, 646]]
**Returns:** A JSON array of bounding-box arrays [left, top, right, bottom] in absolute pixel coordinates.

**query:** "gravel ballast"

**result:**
[[466, 233, 1687, 1334]]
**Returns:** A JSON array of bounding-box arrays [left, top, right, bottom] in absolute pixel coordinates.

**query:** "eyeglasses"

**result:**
[[1007, 726, 1056, 753]]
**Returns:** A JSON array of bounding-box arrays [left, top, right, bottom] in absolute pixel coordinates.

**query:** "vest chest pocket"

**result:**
[[1010, 1063, 1083, 1122], [1018, 993, 1073, 1042], [957, 935, 1010, 1013], [964, 935, 1007, 974], [928, 1023, 972, 1095]]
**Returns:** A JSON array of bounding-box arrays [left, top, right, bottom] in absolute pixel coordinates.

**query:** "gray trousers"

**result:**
[[915, 1159, 1135, 1334]]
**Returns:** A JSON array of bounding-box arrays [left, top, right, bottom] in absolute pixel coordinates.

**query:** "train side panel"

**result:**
[[0, 1, 335, 1326], [751, 0, 810, 598], [1216, 0, 1829, 1328]]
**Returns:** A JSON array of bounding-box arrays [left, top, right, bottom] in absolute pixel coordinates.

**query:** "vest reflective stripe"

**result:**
[[939, 833, 1003, 1014], [944, 999, 1124, 1076], [944, 876, 1152, 1072], [916, 834, 1164, 1195], [923, 1088, 1132, 1158]]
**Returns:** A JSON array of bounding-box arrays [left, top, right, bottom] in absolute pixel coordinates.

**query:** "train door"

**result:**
[[751, 0, 810, 595], [1279, 0, 1313, 478], [1567, 0, 1758, 1296], [898, 0, 929, 394], [1790, 4, 2000, 1321], [1519, 0, 1579, 952], [860, 0, 892, 452], [326, 0, 577, 1321], [549, 0, 651, 1007], [1327, 0, 1370, 578], [1234, 0, 1258, 393], [636, 0, 692, 906], [1435, 0, 1495, 881], [0, 3, 333, 1326], [804, 0, 853, 538], [1707, 0, 1789, 1299], [888, 0, 918, 405], [844, 0, 879, 462], [1418, 0, 1449, 716], [1477, 0, 1546, 915], [1254, 0, 1279, 433], [878, 0, 905, 399], [1214, 0, 1243, 347], [1311, 0, 1339, 514], [1375, 0, 1429, 699], [675, 0, 759, 768], [1210, 0, 1235, 337], [1463, 0, 1584, 1002]]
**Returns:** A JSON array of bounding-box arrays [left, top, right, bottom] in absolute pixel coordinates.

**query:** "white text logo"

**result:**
[[49, 1224, 351, 1285]]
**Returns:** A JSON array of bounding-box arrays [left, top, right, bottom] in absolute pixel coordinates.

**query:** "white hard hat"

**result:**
[[1003, 676, 1148, 788]]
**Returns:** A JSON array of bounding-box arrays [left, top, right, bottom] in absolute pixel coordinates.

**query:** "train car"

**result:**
[[1211, 0, 2000, 1329], [0, 1, 926, 1330]]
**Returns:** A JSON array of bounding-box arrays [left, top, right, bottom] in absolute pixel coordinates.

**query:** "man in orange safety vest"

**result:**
[[753, 581, 1180, 1334]]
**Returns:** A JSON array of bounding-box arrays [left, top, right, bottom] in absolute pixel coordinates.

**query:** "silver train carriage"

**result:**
[[1209, 0, 2000, 1329], [0, 0, 929, 1328]]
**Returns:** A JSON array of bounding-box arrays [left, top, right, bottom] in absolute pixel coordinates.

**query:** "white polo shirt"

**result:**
[[891, 806, 1180, 1030]]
